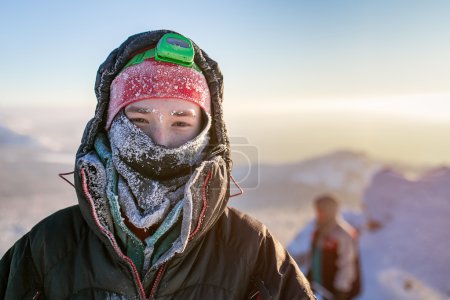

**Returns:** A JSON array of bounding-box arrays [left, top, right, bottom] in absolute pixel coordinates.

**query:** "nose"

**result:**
[[148, 125, 170, 147]]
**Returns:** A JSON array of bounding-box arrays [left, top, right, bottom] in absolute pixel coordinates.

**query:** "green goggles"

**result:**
[[123, 33, 201, 72]]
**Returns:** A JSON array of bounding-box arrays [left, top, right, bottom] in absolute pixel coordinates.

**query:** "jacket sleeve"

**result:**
[[248, 229, 316, 300], [0, 234, 42, 299], [334, 231, 357, 292]]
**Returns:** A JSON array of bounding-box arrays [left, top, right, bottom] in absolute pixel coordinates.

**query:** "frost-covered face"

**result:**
[[124, 98, 203, 148]]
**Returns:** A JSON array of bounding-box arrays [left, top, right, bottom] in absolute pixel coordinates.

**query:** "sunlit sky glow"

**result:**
[[230, 94, 450, 123]]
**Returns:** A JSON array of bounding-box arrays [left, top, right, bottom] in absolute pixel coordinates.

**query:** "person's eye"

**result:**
[[172, 121, 191, 127], [130, 118, 148, 124]]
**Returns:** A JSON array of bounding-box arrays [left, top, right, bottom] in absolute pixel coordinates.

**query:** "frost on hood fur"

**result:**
[[73, 30, 231, 272]]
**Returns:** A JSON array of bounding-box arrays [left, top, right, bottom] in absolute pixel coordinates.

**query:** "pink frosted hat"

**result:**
[[106, 58, 211, 129]]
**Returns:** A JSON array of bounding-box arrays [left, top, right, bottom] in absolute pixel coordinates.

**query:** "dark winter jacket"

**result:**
[[0, 29, 315, 299]]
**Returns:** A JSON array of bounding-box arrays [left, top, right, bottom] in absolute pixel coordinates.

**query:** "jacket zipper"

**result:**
[[188, 170, 212, 240], [32, 291, 41, 300], [80, 168, 147, 300], [148, 264, 166, 300]]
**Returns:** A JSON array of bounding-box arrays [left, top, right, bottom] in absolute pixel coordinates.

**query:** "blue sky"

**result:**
[[1, 0, 449, 106]]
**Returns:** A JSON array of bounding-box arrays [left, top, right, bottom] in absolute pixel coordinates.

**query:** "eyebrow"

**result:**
[[125, 106, 197, 118], [125, 106, 157, 114], [171, 110, 197, 118]]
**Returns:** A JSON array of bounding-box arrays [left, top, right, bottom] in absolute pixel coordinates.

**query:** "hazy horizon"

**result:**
[[1, 93, 449, 168]]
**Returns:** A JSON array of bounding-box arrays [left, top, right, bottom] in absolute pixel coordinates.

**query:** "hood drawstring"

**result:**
[[205, 144, 242, 198], [59, 171, 75, 188], [206, 144, 227, 160], [230, 174, 244, 198]]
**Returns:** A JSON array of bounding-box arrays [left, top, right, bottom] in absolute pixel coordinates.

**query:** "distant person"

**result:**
[[0, 30, 314, 299], [307, 195, 361, 300]]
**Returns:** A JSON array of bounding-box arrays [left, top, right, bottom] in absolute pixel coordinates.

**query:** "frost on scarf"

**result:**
[[108, 111, 211, 229], [76, 152, 113, 230]]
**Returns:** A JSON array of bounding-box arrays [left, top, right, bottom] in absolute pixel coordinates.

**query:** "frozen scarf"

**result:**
[[108, 110, 211, 230]]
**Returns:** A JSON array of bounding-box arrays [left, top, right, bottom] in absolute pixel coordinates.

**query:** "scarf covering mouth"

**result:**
[[108, 110, 211, 229]]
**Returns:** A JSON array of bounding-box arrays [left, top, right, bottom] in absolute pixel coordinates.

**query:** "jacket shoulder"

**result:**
[[0, 205, 89, 298], [226, 206, 266, 227], [218, 207, 314, 299], [29, 205, 87, 244], [334, 219, 358, 241], [220, 207, 268, 245], [27, 205, 89, 270]]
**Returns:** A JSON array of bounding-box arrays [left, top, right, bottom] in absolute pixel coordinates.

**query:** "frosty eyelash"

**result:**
[[130, 118, 148, 124]]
